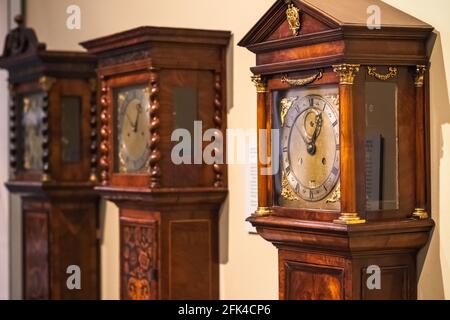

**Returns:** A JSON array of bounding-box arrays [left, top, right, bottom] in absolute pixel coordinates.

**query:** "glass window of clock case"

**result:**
[[22, 93, 45, 171], [61, 96, 82, 163], [365, 81, 399, 211], [114, 84, 150, 174], [274, 85, 341, 211]]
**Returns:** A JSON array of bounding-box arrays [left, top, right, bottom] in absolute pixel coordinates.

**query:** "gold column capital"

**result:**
[[38, 76, 57, 92], [251, 75, 268, 93], [333, 64, 361, 85], [414, 65, 427, 87]]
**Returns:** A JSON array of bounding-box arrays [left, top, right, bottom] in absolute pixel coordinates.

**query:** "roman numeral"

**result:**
[[336, 144, 340, 151], [332, 120, 338, 127], [309, 190, 314, 200], [282, 147, 288, 153], [309, 98, 314, 107], [332, 166, 339, 175]]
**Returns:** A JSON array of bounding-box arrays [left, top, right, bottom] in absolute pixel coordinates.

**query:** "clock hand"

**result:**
[[126, 113, 136, 130], [306, 112, 323, 156], [133, 104, 142, 133]]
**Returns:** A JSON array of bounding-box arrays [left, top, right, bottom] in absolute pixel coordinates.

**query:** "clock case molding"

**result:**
[[81, 27, 230, 300], [239, 0, 435, 300], [0, 17, 99, 299]]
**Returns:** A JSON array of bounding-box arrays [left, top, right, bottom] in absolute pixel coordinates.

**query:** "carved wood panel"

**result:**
[[24, 210, 49, 300], [120, 217, 158, 300]]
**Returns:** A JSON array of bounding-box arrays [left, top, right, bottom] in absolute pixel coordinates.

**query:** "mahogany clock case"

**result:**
[[81, 27, 230, 300], [239, 0, 436, 300], [0, 19, 100, 299]]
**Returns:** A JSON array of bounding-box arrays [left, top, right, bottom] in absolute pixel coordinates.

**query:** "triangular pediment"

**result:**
[[238, 0, 340, 48], [238, 0, 432, 49]]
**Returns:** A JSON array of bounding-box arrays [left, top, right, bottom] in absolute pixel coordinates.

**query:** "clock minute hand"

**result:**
[[133, 104, 142, 132]]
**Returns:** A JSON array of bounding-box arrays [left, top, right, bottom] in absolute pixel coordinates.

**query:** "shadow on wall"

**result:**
[[417, 32, 449, 299]]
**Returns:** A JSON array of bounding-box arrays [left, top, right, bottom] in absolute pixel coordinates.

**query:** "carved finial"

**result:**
[[1, 14, 42, 58], [14, 14, 24, 27], [285, 1, 301, 36]]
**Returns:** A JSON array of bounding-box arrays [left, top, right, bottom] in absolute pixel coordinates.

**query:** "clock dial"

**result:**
[[22, 94, 45, 171], [116, 85, 150, 173], [282, 93, 340, 202]]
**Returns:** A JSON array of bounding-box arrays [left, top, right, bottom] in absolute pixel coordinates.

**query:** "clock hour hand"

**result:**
[[126, 112, 135, 130], [306, 112, 323, 156]]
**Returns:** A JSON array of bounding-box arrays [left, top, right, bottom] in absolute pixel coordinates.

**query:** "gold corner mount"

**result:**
[[326, 185, 341, 204], [367, 66, 398, 81], [255, 207, 272, 217], [280, 97, 298, 125], [333, 212, 366, 225], [285, 0, 301, 36], [251, 75, 268, 93], [281, 173, 299, 201], [412, 208, 429, 220]]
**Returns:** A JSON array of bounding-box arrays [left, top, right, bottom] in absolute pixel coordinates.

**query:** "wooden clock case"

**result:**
[[81, 27, 230, 300], [239, 0, 435, 300], [0, 18, 99, 299]]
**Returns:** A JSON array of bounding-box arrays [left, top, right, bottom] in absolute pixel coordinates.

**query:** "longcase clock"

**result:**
[[0, 16, 100, 299], [81, 26, 230, 300], [239, 0, 435, 300]]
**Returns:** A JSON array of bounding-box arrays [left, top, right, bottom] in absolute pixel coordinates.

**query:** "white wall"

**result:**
[[17, 0, 450, 299]]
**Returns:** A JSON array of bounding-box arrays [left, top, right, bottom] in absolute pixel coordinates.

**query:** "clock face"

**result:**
[[281, 89, 340, 202], [22, 94, 45, 171], [116, 85, 150, 173]]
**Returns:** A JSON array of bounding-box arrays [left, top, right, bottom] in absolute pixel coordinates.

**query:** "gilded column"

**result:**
[[252, 75, 271, 216], [412, 65, 429, 219], [332, 64, 365, 224]]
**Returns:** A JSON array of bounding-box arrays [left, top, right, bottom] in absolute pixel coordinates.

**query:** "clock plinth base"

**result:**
[[248, 215, 434, 300], [333, 212, 366, 225]]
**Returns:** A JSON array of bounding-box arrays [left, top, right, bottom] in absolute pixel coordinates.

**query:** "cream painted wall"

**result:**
[[21, 0, 450, 299]]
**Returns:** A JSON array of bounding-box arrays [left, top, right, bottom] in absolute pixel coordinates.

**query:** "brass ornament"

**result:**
[[333, 64, 360, 85], [367, 66, 398, 81], [281, 71, 323, 87], [326, 185, 341, 203], [251, 75, 268, 93], [281, 173, 299, 201], [280, 97, 297, 125], [333, 212, 366, 225], [38, 76, 56, 92], [285, 0, 301, 36], [412, 208, 429, 220], [255, 207, 272, 217], [414, 65, 427, 87]]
